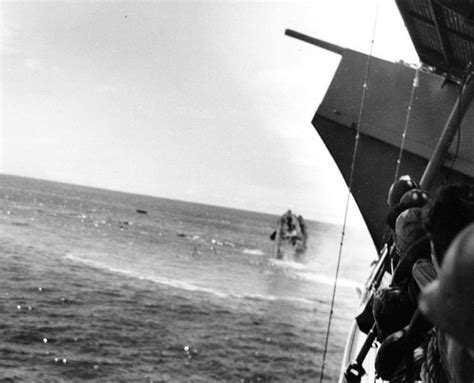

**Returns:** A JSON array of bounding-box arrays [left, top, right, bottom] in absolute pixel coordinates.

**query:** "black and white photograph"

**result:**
[[1, 0, 473, 381]]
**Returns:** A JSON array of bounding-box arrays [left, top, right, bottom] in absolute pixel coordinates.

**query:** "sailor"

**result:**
[[374, 210, 432, 380], [418, 223, 474, 382], [375, 184, 474, 381], [414, 184, 474, 298], [370, 181, 430, 353], [375, 309, 433, 381], [381, 180, 430, 303], [415, 185, 474, 382], [423, 184, 474, 270], [391, 206, 431, 302], [385, 176, 426, 271], [389, 188, 431, 303], [386, 188, 430, 230], [372, 286, 415, 342]]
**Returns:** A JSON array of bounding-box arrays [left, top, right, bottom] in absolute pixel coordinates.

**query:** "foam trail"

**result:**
[[65, 253, 229, 298], [65, 253, 318, 305]]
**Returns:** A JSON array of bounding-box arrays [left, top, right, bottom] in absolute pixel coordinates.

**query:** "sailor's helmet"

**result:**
[[398, 188, 430, 211], [387, 175, 420, 207]]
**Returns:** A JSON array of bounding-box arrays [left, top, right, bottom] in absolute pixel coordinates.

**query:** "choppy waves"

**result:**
[[0, 174, 361, 381]]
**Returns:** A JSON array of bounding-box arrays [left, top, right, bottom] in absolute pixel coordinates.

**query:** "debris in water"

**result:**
[[119, 221, 131, 229], [43, 338, 48, 343]]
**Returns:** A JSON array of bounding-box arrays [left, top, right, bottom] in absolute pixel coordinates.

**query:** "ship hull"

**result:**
[[312, 49, 474, 249], [312, 47, 473, 383]]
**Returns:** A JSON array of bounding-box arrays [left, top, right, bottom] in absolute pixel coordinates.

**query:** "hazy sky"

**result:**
[[1, 0, 417, 224]]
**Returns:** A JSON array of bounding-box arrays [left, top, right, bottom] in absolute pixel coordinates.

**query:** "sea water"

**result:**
[[0, 174, 375, 382]]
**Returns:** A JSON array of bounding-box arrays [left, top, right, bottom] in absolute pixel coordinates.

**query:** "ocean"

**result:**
[[0, 174, 375, 382]]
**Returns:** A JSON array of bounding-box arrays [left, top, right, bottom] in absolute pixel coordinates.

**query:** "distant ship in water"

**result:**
[[270, 210, 308, 261]]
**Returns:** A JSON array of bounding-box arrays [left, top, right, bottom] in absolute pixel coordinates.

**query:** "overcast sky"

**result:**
[[1, 0, 418, 224]]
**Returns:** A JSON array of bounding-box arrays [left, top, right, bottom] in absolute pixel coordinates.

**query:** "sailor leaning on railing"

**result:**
[[371, 178, 474, 383]]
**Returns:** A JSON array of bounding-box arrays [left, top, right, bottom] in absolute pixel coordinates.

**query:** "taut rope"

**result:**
[[318, 3, 380, 382], [394, 65, 420, 182]]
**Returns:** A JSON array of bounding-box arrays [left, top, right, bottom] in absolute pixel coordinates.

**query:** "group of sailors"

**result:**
[[371, 176, 474, 382]]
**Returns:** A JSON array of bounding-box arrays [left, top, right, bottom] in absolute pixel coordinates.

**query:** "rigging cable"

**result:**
[[446, 80, 463, 182], [318, 3, 380, 382], [393, 65, 420, 182], [447, 63, 472, 178], [384, 64, 420, 248]]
